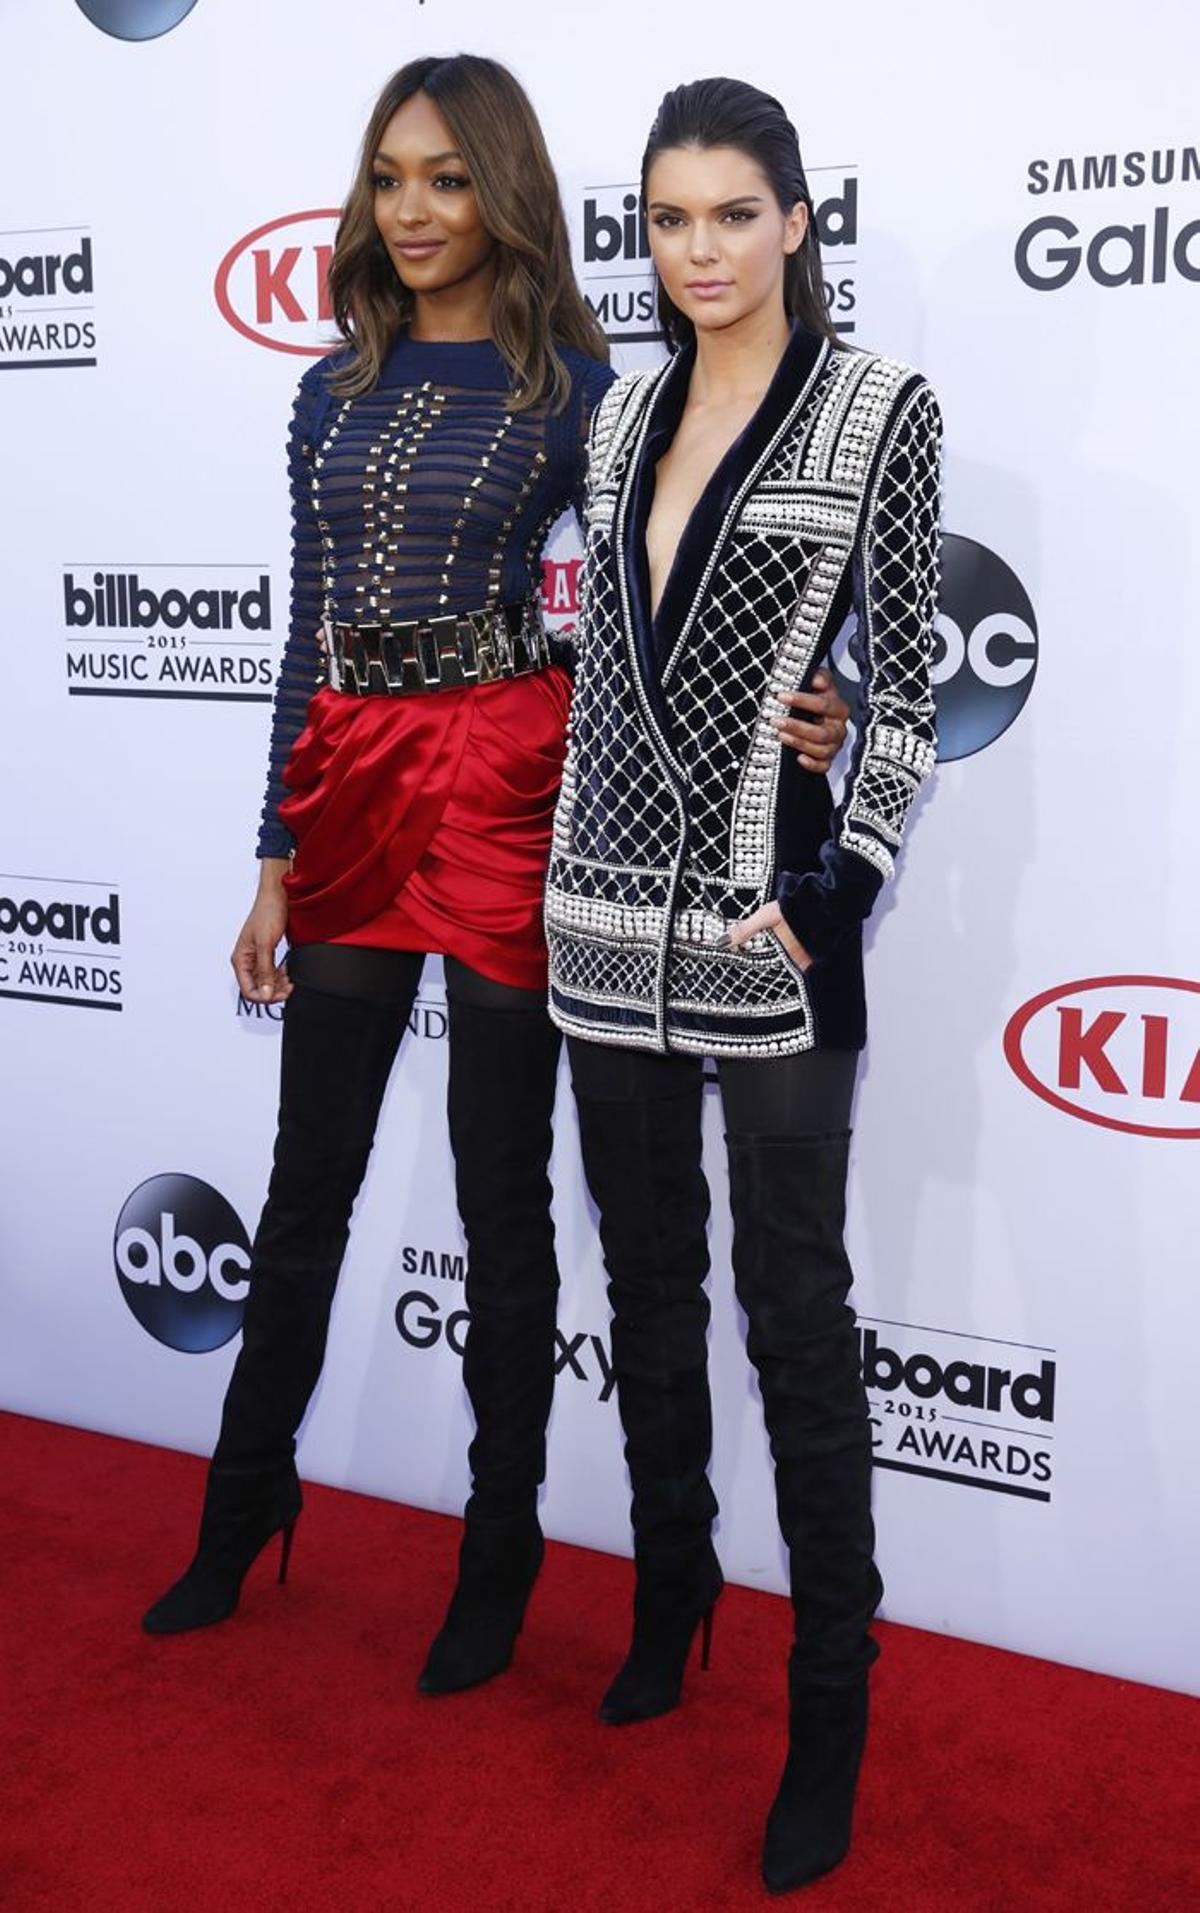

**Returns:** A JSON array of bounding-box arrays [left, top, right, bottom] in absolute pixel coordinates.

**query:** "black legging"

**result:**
[[566, 1039, 858, 1137], [286, 941, 545, 1012], [214, 943, 563, 1525]]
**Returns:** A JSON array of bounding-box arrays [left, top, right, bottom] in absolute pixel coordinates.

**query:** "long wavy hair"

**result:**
[[328, 55, 607, 408], [640, 77, 838, 353]]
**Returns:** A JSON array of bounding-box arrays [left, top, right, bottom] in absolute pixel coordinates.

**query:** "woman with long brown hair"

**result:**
[[141, 55, 847, 1698], [140, 53, 616, 1683]]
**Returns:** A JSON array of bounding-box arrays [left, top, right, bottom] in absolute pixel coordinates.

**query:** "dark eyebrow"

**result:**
[[647, 194, 765, 213], [373, 147, 464, 168]]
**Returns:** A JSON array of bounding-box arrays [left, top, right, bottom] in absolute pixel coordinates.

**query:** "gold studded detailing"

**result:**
[[257, 341, 618, 864], [306, 364, 588, 633]]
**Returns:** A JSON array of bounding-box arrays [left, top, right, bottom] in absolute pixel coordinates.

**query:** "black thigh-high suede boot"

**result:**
[[417, 988, 562, 1694], [569, 1041, 723, 1726], [143, 976, 412, 1634], [725, 1131, 881, 1892]]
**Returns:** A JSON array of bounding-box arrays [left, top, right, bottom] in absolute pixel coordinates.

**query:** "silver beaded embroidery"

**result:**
[[546, 350, 941, 1059]]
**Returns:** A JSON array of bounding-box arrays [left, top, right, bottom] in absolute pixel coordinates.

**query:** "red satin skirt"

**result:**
[[278, 667, 572, 991]]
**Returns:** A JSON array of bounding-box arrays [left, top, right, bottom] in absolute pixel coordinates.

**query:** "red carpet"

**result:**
[[1, 1413, 1196, 1912]]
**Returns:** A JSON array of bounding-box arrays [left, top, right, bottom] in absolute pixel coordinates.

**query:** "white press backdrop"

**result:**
[[2, 0, 1198, 1697]]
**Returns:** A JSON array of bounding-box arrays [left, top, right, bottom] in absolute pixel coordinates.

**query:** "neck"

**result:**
[[688, 302, 792, 405], [408, 262, 496, 344]]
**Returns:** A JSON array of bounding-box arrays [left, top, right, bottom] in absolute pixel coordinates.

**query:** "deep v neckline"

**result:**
[[619, 324, 828, 702], [647, 391, 762, 631], [632, 326, 826, 668]]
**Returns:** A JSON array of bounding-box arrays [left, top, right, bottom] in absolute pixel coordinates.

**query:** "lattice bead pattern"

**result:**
[[546, 345, 942, 1058]]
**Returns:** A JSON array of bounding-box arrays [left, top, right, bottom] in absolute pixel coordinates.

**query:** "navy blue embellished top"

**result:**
[[257, 333, 614, 858]]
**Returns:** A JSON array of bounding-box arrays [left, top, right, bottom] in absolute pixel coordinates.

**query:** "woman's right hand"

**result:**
[[231, 857, 293, 1003]]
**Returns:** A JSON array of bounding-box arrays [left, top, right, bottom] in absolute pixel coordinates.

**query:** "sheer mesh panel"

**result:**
[[257, 351, 613, 857], [313, 383, 552, 619]]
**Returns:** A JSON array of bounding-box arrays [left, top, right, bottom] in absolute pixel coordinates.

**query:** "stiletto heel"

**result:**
[[419, 1517, 545, 1696], [141, 1461, 303, 1635], [599, 1544, 724, 1724], [278, 1519, 297, 1586], [762, 1672, 869, 1892]]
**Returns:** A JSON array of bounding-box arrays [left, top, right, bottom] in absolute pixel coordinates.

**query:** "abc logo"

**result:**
[[833, 534, 1037, 762], [74, 0, 198, 38], [114, 1174, 251, 1352]]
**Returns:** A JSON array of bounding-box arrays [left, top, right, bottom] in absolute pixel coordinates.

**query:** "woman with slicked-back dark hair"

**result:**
[[548, 76, 943, 1890], [646, 80, 836, 355]]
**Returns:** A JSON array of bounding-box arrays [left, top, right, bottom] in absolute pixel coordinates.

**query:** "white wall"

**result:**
[[2, 0, 1198, 1695]]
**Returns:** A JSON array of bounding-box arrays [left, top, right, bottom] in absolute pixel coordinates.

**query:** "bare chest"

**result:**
[[645, 400, 761, 622]]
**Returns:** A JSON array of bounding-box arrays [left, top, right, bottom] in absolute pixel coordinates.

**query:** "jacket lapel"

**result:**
[[605, 325, 831, 775], [610, 355, 691, 779], [656, 325, 828, 688]]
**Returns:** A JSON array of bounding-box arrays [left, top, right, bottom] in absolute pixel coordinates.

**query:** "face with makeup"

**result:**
[[645, 143, 808, 335], [372, 89, 496, 303]]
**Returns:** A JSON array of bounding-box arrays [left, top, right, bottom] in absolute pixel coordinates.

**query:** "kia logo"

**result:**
[[214, 210, 340, 356], [1004, 976, 1200, 1139], [114, 1173, 252, 1350]]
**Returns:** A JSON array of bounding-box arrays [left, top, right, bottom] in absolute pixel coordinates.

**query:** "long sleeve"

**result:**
[[546, 355, 617, 676], [571, 357, 619, 528], [255, 365, 327, 859], [777, 378, 943, 961]]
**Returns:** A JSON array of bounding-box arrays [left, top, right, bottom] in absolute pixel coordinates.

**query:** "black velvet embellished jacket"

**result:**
[[546, 324, 943, 1058]]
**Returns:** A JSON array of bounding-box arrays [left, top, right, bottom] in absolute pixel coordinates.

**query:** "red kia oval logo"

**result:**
[[1004, 975, 1200, 1139], [214, 209, 341, 355]]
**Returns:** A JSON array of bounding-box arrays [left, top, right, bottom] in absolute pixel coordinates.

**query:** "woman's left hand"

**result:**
[[723, 901, 813, 971], [774, 670, 850, 771]]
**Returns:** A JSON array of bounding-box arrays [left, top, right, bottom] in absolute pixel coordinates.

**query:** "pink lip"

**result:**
[[686, 280, 732, 297], [394, 240, 445, 257]]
